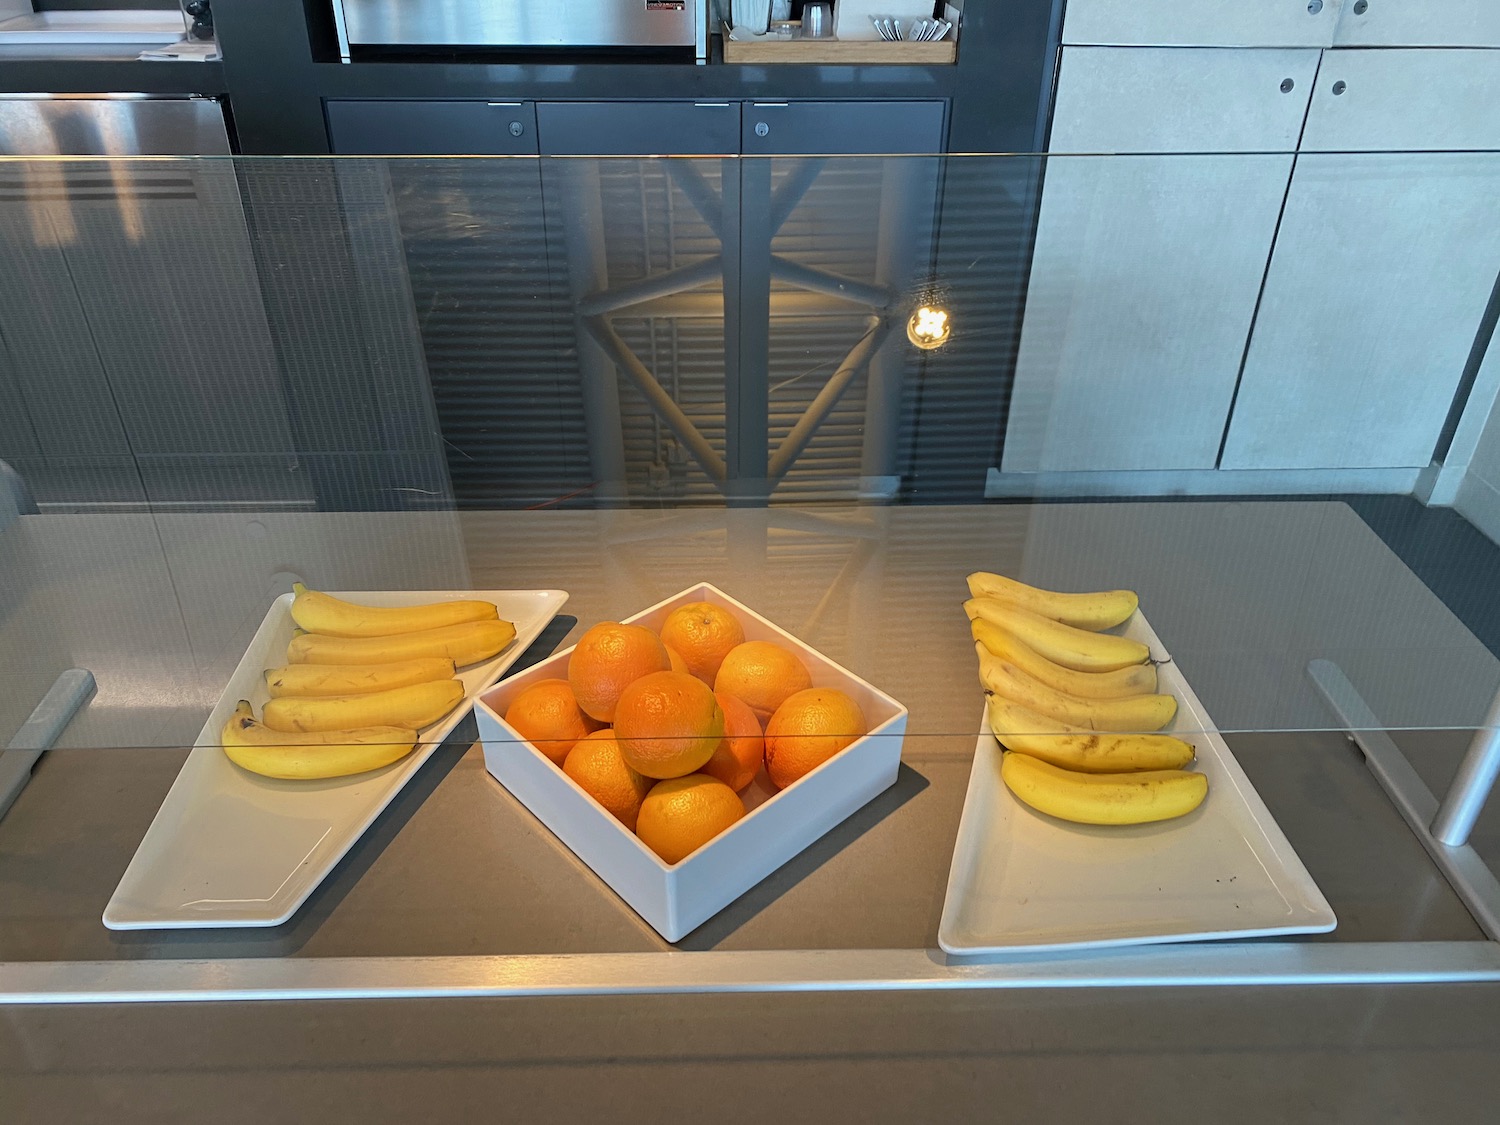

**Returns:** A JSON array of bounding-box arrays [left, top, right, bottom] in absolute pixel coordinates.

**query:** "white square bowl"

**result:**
[[475, 582, 908, 943]]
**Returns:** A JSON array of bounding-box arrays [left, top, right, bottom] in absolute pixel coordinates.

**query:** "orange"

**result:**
[[701, 691, 764, 792], [504, 678, 603, 765], [659, 602, 746, 686], [713, 640, 812, 723], [764, 687, 868, 790], [635, 773, 745, 864], [613, 671, 725, 780], [664, 644, 689, 675], [568, 622, 672, 723], [563, 728, 652, 832]]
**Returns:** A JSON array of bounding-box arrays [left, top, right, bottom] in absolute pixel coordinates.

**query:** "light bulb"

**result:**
[[906, 305, 951, 350]]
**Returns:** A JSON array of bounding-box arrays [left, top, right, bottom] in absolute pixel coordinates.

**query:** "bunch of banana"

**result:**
[[221, 701, 418, 780], [219, 586, 512, 781], [965, 597, 1149, 672], [1000, 751, 1208, 826], [287, 584, 515, 667], [968, 571, 1139, 631], [289, 583, 500, 637], [965, 573, 1208, 826]]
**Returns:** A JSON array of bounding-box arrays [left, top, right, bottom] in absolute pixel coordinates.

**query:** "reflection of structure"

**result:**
[[559, 157, 937, 502]]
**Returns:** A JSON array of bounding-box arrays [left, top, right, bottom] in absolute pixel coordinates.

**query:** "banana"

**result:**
[[220, 701, 417, 780], [262, 678, 465, 734], [264, 657, 456, 699], [986, 696, 1194, 773], [978, 646, 1177, 731], [290, 583, 500, 638], [1000, 750, 1208, 825], [964, 597, 1149, 673], [966, 571, 1138, 631], [972, 618, 1156, 699], [288, 619, 516, 668]]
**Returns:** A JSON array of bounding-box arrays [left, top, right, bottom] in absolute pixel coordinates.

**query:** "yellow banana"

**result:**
[[978, 647, 1177, 731], [1000, 750, 1208, 825], [288, 619, 516, 668], [262, 678, 465, 734], [986, 696, 1194, 773], [967, 571, 1138, 631], [972, 618, 1156, 699], [965, 597, 1149, 673], [289, 583, 500, 638], [264, 657, 456, 699], [220, 701, 417, 780]]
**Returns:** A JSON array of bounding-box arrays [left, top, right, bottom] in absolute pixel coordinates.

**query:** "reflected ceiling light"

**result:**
[[906, 305, 951, 350]]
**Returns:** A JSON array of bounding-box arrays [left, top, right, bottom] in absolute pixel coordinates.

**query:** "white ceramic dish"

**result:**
[[476, 582, 908, 943], [104, 589, 568, 930], [938, 610, 1336, 955]]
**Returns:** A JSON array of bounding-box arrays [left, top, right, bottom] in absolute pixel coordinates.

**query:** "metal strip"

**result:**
[[768, 319, 891, 482], [730, 158, 772, 496], [663, 159, 724, 239], [583, 317, 728, 483], [1309, 659, 1500, 940], [769, 256, 896, 311], [5, 943, 1500, 1005], [578, 255, 723, 317], [769, 158, 826, 234]]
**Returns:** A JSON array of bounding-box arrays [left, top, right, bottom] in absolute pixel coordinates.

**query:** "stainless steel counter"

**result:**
[[0, 501, 1494, 978]]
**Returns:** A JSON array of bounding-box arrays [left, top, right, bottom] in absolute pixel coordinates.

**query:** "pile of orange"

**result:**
[[502, 600, 870, 865]]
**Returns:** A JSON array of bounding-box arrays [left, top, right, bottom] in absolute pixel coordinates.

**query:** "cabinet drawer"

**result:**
[[1063, 0, 1342, 48], [326, 100, 538, 155], [1335, 0, 1500, 47], [1050, 48, 1319, 153], [536, 102, 740, 156], [741, 101, 946, 156], [1302, 50, 1500, 151]]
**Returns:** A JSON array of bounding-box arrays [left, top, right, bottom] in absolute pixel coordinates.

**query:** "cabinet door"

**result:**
[[1003, 48, 1318, 473], [1222, 52, 1500, 471], [742, 101, 946, 156], [327, 100, 539, 155], [537, 101, 740, 156], [1300, 49, 1500, 151], [1063, 0, 1342, 48], [1334, 0, 1500, 47]]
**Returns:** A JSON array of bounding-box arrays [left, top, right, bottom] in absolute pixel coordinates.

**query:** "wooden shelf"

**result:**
[[722, 27, 955, 65]]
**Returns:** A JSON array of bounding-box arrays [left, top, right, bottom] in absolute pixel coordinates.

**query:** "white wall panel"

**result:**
[[1064, 0, 1342, 48], [1222, 153, 1500, 470], [1006, 48, 1317, 473], [1334, 0, 1500, 48]]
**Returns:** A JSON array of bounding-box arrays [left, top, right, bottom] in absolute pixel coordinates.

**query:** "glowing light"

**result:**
[[906, 305, 951, 350]]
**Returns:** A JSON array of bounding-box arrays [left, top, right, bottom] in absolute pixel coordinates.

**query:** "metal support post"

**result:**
[[727, 157, 773, 503], [1310, 659, 1500, 939], [1431, 688, 1500, 846]]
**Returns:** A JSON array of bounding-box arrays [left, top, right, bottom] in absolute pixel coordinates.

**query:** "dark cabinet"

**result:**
[[742, 100, 947, 155], [326, 100, 540, 155], [536, 101, 741, 156]]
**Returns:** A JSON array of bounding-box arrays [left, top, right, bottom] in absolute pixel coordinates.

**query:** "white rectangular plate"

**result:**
[[938, 610, 1336, 955], [104, 589, 568, 930]]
